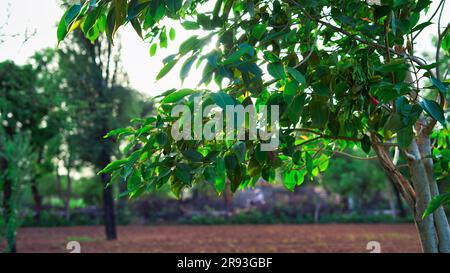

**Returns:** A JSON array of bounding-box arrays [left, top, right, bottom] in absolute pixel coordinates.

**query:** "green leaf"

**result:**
[[104, 127, 134, 139], [287, 93, 306, 124], [305, 152, 313, 176], [430, 76, 447, 94], [391, 11, 396, 36], [131, 18, 143, 39], [221, 44, 253, 65], [82, 5, 103, 34], [317, 154, 330, 172], [283, 81, 298, 103], [169, 27, 176, 41], [420, 99, 446, 126], [251, 24, 267, 40], [128, 168, 142, 193], [284, 169, 306, 190], [98, 159, 129, 174], [233, 142, 246, 163], [165, 0, 182, 14], [179, 35, 200, 55], [210, 92, 235, 110], [417, 63, 437, 70], [422, 193, 450, 219], [312, 82, 329, 97], [214, 157, 226, 193], [65, 3, 82, 26], [57, 4, 80, 43], [175, 163, 191, 184], [267, 62, 286, 79], [283, 170, 298, 191], [127, 0, 149, 20], [286, 67, 306, 84], [180, 55, 196, 83], [397, 127, 414, 149], [181, 21, 200, 30], [410, 21, 433, 33], [156, 58, 179, 80], [159, 29, 168, 48], [113, 0, 128, 35], [224, 153, 238, 171], [309, 98, 329, 128], [161, 88, 197, 103], [182, 150, 204, 162], [413, 0, 431, 12], [248, 157, 261, 177], [361, 135, 371, 154], [156, 131, 168, 146], [374, 61, 408, 73], [149, 43, 157, 57]]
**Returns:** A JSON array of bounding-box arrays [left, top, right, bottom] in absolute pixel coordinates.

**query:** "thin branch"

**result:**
[[295, 136, 322, 146], [412, 0, 446, 41], [294, 25, 323, 68], [293, 128, 361, 142], [333, 151, 378, 161], [435, 1, 447, 81]]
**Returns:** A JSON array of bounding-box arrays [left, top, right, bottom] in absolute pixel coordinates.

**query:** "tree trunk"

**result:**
[[406, 139, 438, 252], [64, 156, 73, 221], [64, 174, 72, 221], [100, 172, 117, 240], [30, 177, 42, 224], [416, 130, 450, 252], [392, 182, 406, 218], [313, 196, 322, 223], [371, 132, 450, 253]]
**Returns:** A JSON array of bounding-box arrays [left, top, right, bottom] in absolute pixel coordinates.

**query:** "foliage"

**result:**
[[58, 1, 449, 217], [422, 192, 450, 219], [181, 210, 412, 225], [0, 61, 43, 252], [322, 151, 386, 210]]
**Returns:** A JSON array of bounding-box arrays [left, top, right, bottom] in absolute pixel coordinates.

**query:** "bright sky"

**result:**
[[0, 0, 448, 97]]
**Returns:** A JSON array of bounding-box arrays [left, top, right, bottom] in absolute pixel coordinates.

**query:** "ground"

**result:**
[[15, 224, 421, 253]]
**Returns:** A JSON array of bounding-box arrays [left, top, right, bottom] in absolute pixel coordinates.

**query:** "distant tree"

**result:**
[[55, 29, 148, 239], [0, 61, 48, 252], [322, 151, 389, 212]]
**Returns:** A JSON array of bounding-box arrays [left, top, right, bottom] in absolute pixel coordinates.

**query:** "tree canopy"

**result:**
[[57, 0, 448, 196]]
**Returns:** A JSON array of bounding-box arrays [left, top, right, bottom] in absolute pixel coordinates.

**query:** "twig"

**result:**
[[333, 151, 378, 161], [294, 25, 323, 68]]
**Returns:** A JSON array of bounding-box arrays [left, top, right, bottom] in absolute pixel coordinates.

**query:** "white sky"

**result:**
[[0, 0, 448, 97]]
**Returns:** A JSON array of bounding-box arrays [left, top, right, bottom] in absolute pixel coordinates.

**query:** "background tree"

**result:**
[[0, 61, 50, 252], [322, 151, 388, 213], [56, 28, 148, 239], [58, 0, 449, 252]]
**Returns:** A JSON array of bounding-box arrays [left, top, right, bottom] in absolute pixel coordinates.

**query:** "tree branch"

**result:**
[[333, 151, 378, 161]]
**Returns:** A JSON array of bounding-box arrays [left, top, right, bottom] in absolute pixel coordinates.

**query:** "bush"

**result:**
[[178, 208, 412, 225]]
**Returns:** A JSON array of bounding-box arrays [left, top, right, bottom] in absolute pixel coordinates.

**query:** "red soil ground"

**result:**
[[14, 224, 421, 253]]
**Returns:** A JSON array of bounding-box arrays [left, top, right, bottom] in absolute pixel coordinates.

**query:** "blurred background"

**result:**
[[0, 0, 448, 253]]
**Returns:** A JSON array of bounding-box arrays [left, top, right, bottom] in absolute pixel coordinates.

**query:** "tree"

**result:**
[[58, 0, 449, 252], [322, 151, 387, 213], [56, 26, 148, 239], [0, 61, 48, 252]]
